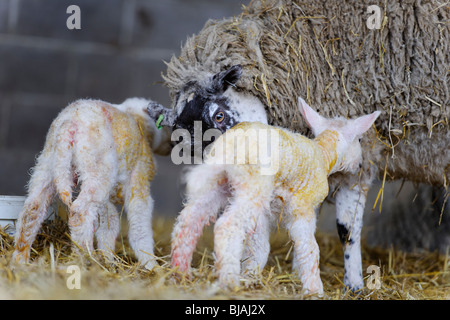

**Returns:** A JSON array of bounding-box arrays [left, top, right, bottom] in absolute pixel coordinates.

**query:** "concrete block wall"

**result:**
[[0, 0, 244, 215]]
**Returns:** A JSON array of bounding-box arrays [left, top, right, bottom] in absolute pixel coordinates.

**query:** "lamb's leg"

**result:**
[[13, 184, 54, 264], [241, 197, 283, 274], [284, 207, 323, 295], [69, 160, 116, 256], [240, 213, 271, 276], [214, 182, 272, 288], [124, 160, 157, 270], [12, 150, 55, 264], [67, 117, 118, 258], [171, 166, 228, 274], [69, 186, 110, 256], [96, 201, 120, 264], [335, 179, 371, 291]]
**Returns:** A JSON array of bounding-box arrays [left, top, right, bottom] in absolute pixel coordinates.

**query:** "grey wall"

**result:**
[[0, 0, 245, 216]]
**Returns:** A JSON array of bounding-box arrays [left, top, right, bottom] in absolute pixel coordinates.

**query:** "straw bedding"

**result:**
[[0, 216, 448, 300]]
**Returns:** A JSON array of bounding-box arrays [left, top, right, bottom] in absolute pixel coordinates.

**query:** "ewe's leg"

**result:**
[[284, 206, 323, 295], [96, 201, 120, 263], [335, 179, 371, 291], [171, 165, 228, 273]]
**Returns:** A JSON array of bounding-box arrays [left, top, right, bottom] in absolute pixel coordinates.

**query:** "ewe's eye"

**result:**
[[215, 111, 225, 123]]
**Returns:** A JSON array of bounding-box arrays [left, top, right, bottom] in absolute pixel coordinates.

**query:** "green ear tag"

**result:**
[[156, 114, 164, 130]]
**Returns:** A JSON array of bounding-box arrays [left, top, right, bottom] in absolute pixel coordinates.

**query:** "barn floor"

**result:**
[[0, 217, 448, 300]]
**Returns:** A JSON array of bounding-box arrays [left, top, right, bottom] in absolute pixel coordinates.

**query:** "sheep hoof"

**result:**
[[143, 259, 158, 271], [343, 281, 364, 294], [10, 251, 29, 269]]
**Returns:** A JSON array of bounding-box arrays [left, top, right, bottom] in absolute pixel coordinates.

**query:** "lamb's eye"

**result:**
[[215, 111, 225, 123]]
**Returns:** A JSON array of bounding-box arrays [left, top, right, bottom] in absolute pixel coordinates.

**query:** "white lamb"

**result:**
[[171, 98, 380, 294], [12, 97, 171, 269]]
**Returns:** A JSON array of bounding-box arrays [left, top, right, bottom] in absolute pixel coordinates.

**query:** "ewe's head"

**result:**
[[298, 97, 380, 175], [147, 65, 267, 151]]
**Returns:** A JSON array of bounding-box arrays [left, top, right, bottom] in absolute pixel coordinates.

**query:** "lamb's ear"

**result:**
[[298, 97, 325, 136], [343, 111, 381, 141], [211, 65, 243, 94], [146, 101, 176, 127]]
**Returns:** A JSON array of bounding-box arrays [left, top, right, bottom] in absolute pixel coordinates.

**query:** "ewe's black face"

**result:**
[[146, 64, 267, 154], [173, 65, 243, 139], [174, 90, 237, 134]]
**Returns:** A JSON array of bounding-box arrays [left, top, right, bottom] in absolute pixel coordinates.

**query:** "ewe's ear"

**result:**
[[211, 65, 243, 94], [298, 97, 325, 136], [343, 111, 381, 141]]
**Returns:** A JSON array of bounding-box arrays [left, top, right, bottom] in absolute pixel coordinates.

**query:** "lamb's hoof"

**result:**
[[218, 272, 241, 291], [143, 259, 158, 271], [10, 250, 29, 268], [302, 285, 324, 298]]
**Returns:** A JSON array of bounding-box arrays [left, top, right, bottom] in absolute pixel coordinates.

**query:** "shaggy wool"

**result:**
[[165, 0, 448, 129], [163, 0, 449, 184]]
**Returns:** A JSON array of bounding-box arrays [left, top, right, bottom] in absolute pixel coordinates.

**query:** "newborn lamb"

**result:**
[[171, 97, 380, 294], [12, 98, 171, 269]]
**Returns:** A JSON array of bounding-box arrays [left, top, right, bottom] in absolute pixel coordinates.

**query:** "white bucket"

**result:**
[[0, 195, 26, 235], [0, 195, 62, 236]]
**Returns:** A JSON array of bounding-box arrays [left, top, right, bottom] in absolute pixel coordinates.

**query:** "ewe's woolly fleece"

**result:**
[[164, 0, 449, 184]]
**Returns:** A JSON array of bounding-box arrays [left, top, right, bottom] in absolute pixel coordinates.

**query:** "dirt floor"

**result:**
[[0, 217, 448, 300]]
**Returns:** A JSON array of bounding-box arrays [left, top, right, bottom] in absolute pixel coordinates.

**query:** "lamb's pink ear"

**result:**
[[297, 97, 325, 135], [343, 111, 381, 141]]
